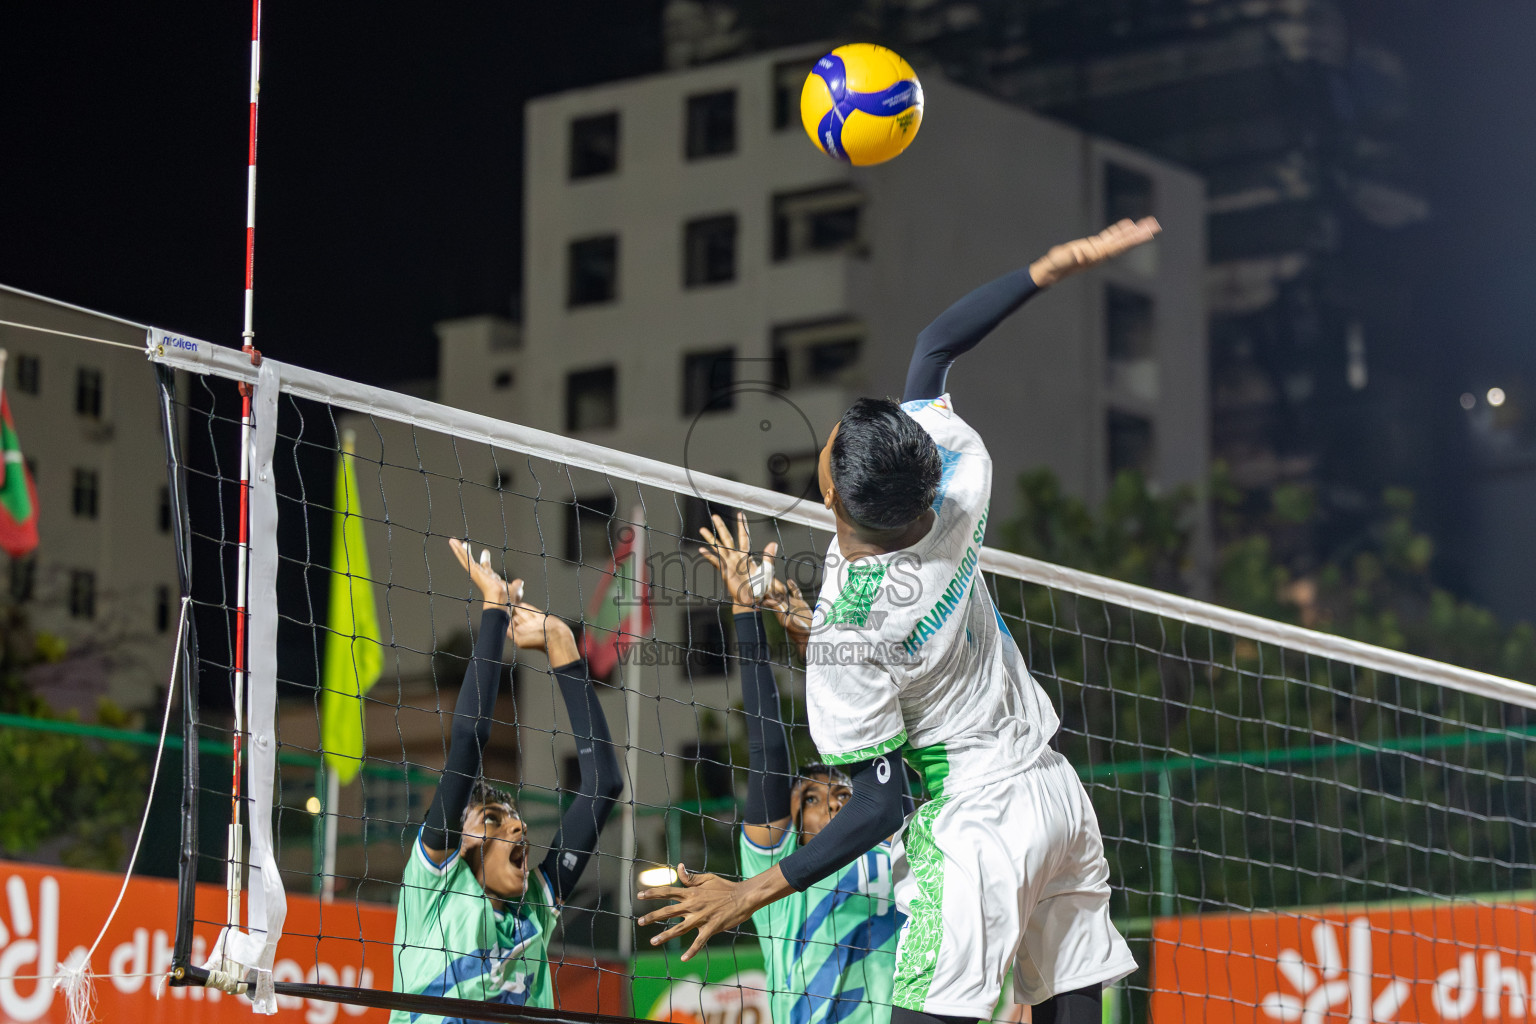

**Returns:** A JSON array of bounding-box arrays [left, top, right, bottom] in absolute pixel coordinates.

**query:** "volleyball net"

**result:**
[[149, 332, 1536, 1024]]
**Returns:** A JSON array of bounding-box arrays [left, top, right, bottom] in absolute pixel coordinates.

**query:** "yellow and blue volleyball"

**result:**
[[800, 44, 924, 167]]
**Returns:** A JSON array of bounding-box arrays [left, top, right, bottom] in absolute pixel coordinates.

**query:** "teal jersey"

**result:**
[[739, 829, 902, 1024], [391, 829, 558, 1021]]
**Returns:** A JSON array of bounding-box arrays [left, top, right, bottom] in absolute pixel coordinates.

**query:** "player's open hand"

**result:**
[[1029, 216, 1161, 288], [450, 538, 512, 613], [636, 863, 762, 962], [507, 590, 582, 667], [698, 511, 776, 615], [762, 577, 812, 658]]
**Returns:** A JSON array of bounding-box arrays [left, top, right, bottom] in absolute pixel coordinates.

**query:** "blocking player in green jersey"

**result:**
[[391, 538, 623, 1021], [698, 511, 903, 1024]]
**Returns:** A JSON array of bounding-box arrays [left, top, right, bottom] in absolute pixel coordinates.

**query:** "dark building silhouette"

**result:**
[[665, 0, 1430, 570]]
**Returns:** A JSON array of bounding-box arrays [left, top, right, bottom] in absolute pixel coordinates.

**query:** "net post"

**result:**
[[617, 504, 646, 960], [156, 363, 204, 975], [322, 763, 340, 902], [310, 761, 325, 895], [1157, 769, 1174, 917]]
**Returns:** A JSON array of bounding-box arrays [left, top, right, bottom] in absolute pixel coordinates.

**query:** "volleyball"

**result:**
[[800, 44, 924, 166]]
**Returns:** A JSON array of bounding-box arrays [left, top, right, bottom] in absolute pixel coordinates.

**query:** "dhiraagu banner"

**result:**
[[632, 946, 769, 1022]]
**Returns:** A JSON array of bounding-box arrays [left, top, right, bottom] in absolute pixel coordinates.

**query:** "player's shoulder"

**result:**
[[404, 829, 470, 888], [739, 826, 794, 866], [899, 394, 987, 457]]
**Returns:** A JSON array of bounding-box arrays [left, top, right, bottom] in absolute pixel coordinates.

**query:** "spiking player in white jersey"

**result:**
[[640, 217, 1159, 1024]]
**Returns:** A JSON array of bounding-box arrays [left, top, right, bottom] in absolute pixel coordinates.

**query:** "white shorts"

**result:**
[[890, 748, 1137, 1017]]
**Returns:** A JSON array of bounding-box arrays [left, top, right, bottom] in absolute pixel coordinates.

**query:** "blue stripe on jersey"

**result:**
[[931, 444, 963, 512], [791, 860, 864, 959], [409, 949, 498, 1013], [994, 601, 1012, 636], [788, 909, 901, 1024]]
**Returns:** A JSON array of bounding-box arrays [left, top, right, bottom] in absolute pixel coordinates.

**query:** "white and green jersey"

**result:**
[[806, 394, 1060, 797], [739, 830, 900, 1024], [390, 829, 558, 1021]]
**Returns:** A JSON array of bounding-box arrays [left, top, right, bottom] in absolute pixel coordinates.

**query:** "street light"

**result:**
[[1488, 387, 1507, 408], [306, 796, 322, 815], [1460, 393, 1476, 410]]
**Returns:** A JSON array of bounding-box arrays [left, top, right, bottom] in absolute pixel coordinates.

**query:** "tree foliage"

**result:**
[[0, 609, 149, 871], [994, 466, 1536, 918]]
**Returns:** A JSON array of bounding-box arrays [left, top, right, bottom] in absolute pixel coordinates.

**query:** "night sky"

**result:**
[[1, 3, 662, 384], [2, 3, 1533, 394]]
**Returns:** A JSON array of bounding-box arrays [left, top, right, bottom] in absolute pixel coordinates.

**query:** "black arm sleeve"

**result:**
[[421, 608, 510, 852], [903, 266, 1041, 403], [736, 611, 793, 826], [777, 753, 908, 892], [540, 657, 624, 902]]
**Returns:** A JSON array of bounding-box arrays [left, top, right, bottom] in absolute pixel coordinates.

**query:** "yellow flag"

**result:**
[[321, 436, 382, 784]]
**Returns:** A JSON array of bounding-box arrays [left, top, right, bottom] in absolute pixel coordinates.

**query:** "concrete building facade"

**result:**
[[0, 288, 182, 715], [321, 50, 1204, 925]]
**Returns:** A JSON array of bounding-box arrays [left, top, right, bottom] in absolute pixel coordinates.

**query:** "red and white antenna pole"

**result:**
[[228, 0, 262, 941]]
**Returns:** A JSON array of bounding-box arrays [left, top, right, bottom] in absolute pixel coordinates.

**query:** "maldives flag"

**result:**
[[0, 394, 38, 559], [580, 513, 651, 679]]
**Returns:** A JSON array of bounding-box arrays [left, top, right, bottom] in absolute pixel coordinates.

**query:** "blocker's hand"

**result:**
[[637, 863, 782, 961], [1029, 216, 1161, 288]]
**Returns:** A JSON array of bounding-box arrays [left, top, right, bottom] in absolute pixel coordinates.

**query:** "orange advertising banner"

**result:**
[[1153, 899, 1536, 1024], [0, 859, 623, 1024]]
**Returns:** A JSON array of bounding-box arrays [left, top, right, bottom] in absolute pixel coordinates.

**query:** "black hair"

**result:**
[[830, 397, 941, 532], [795, 763, 853, 789], [460, 779, 517, 825]]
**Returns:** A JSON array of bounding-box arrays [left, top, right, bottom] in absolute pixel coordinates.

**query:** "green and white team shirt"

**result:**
[[391, 829, 558, 1022], [739, 829, 901, 1024], [807, 393, 1059, 795]]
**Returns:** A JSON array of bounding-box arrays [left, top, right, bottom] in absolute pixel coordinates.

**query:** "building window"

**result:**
[[155, 585, 171, 633], [681, 495, 733, 547], [683, 214, 738, 287], [772, 319, 864, 389], [772, 185, 863, 261], [567, 235, 619, 307], [15, 355, 39, 395], [75, 367, 103, 419], [682, 348, 736, 416], [72, 468, 99, 519], [1105, 286, 1158, 402], [1105, 163, 1154, 223], [493, 369, 515, 390], [159, 486, 172, 533], [772, 60, 806, 131], [686, 90, 737, 159], [69, 570, 96, 620], [569, 112, 620, 179], [565, 494, 618, 564], [566, 366, 618, 432], [9, 557, 35, 602], [769, 451, 821, 505], [683, 608, 728, 677], [1107, 410, 1155, 480]]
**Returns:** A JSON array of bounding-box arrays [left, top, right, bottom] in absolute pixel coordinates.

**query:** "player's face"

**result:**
[[794, 774, 852, 839], [462, 802, 529, 900]]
